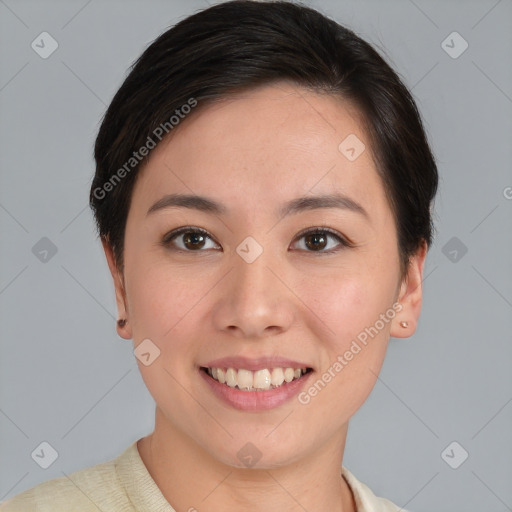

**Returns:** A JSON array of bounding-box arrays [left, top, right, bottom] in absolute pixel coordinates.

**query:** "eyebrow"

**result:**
[[278, 194, 368, 219], [147, 193, 368, 219], [147, 194, 226, 216]]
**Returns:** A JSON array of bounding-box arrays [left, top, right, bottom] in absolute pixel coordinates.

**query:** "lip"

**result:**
[[199, 366, 314, 411], [202, 356, 312, 372]]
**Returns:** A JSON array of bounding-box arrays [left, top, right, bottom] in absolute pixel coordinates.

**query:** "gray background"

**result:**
[[1, 0, 511, 510]]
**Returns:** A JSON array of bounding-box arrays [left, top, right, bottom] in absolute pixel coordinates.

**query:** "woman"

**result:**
[[1, 1, 437, 510]]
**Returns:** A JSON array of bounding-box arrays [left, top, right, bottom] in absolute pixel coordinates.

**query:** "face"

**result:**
[[105, 82, 426, 468]]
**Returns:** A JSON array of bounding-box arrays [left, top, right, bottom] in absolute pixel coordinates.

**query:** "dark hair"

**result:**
[[90, 0, 438, 279]]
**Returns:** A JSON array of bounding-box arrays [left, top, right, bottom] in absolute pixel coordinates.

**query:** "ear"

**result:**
[[390, 241, 428, 338], [102, 237, 132, 340]]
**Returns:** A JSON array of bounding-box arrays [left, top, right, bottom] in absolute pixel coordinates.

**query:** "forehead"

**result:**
[[131, 82, 389, 222]]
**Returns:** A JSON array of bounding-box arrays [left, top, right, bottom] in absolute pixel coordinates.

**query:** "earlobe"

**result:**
[[391, 241, 428, 339], [101, 237, 132, 340]]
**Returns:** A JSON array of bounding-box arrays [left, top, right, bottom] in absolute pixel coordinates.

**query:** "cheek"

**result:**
[[125, 264, 207, 415], [299, 262, 396, 344], [293, 261, 397, 409], [124, 251, 208, 338]]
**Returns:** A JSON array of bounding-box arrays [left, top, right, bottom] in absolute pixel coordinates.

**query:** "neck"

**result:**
[[137, 407, 356, 512]]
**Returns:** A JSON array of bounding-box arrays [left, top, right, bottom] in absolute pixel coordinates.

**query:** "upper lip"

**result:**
[[202, 356, 313, 372]]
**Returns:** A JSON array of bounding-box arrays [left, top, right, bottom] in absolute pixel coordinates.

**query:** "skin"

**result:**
[[103, 82, 427, 512]]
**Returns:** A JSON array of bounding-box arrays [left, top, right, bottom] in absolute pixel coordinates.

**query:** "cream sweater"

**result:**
[[0, 440, 407, 512]]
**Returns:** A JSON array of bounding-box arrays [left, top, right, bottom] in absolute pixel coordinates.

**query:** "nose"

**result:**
[[211, 247, 295, 339]]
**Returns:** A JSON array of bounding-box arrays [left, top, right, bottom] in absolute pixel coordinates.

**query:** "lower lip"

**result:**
[[199, 368, 313, 411]]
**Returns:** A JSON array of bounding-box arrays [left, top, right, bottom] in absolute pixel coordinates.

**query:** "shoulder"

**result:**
[[0, 445, 135, 512], [342, 467, 409, 512]]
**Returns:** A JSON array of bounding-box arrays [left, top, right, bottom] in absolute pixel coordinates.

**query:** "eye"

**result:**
[[162, 226, 352, 253], [162, 226, 221, 251], [290, 227, 351, 253]]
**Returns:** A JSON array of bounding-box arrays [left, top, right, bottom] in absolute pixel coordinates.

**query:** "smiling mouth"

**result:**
[[201, 366, 313, 391]]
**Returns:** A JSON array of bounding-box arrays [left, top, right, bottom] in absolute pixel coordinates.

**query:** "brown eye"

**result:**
[[183, 231, 206, 250], [291, 228, 350, 253], [304, 232, 327, 251], [163, 227, 220, 251]]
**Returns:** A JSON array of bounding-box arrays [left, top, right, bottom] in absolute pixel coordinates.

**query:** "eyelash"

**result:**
[[162, 225, 353, 254]]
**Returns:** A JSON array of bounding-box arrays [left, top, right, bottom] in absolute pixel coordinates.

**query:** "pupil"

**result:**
[[305, 233, 326, 250], [184, 232, 205, 249]]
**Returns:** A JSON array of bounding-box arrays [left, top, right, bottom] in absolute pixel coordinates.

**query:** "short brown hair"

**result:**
[[90, 0, 438, 278]]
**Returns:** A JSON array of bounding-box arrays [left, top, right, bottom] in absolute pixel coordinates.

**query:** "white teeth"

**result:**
[[237, 369, 253, 390], [206, 366, 309, 391], [226, 368, 237, 388], [253, 369, 271, 390], [284, 368, 295, 383], [271, 367, 285, 386]]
